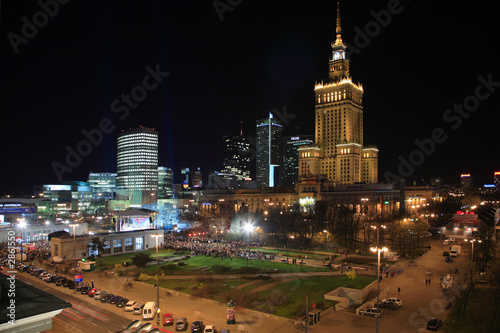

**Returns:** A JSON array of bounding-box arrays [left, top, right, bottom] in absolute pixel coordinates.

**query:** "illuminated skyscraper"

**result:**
[[158, 167, 173, 199], [116, 127, 158, 206], [222, 134, 250, 181], [298, 4, 378, 184], [256, 113, 283, 188], [283, 135, 314, 187]]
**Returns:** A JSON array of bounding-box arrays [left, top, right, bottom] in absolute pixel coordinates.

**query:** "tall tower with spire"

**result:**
[[298, 3, 378, 184]]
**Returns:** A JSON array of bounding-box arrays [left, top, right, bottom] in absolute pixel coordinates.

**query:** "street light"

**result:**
[[18, 220, 26, 264], [323, 230, 329, 246], [243, 222, 254, 242], [464, 239, 481, 261], [370, 224, 386, 333], [69, 224, 78, 293], [151, 233, 163, 324], [287, 235, 294, 263]]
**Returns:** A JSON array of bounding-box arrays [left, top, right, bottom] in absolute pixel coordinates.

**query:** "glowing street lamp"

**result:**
[[286, 235, 294, 263], [69, 224, 78, 292], [18, 220, 26, 264], [464, 239, 481, 261], [370, 224, 386, 333], [244, 222, 254, 242], [151, 233, 163, 324]]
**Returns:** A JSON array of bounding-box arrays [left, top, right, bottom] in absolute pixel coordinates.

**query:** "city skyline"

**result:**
[[1, 1, 499, 195]]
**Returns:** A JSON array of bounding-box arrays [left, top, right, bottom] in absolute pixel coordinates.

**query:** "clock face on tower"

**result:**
[[334, 51, 341, 60]]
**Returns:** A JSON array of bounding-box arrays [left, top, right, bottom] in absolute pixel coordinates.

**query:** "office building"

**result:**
[[256, 113, 283, 188], [283, 135, 314, 187], [116, 127, 158, 207], [460, 173, 472, 189], [222, 134, 251, 181], [190, 167, 203, 188], [181, 167, 190, 189], [158, 167, 174, 199], [87, 172, 117, 198], [298, 4, 378, 185]]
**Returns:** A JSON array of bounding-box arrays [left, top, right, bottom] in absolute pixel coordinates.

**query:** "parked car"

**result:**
[[443, 240, 449, 245], [94, 290, 107, 300], [426, 318, 442, 331], [66, 280, 76, 289], [88, 288, 99, 297], [117, 298, 129, 307], [445, 256, 453, 262], [81, 286, 90, 295], [105, 294, 115, 303], [191, 321, 204, 332], [359, 308, 383, 317], [203, 325, 216, 333], [125, 301, 138, 312], [55, 278, 68, 286], [380, 297, 403, 307], [133, 303, 145, 315], [163, 313, 174, 326], [442, 251, 449, 256], [175, 317, 188, 331], [111, 295, 123, 304]]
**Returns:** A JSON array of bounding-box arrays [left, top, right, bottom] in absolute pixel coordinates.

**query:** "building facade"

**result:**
[[222, 134, 251, 181], [256, 113, 283, 188], [158, 167, 174, 199], [298, 5, 378, 185], [283, 135, 314, 187], [116, 127, 158, 207]]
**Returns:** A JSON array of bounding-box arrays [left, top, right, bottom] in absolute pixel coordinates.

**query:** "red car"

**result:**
[[88, 288, 99, 297], [163, 313, 173, 326]]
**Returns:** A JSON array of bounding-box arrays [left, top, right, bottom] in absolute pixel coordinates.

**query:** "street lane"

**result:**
[[17, 270, 174, 333]]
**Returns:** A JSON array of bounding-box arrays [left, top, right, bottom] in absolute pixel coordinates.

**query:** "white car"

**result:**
[[125, 300, 138, 312], [381, 297, 403, 307], [204, 325, 216, 333]]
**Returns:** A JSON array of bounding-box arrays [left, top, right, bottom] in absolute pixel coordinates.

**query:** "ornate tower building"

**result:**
[[299, 4, 378, 184]]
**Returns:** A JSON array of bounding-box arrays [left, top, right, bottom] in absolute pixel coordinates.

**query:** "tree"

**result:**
[[131, 252, 152, 268], [87, 237, 105, 257]]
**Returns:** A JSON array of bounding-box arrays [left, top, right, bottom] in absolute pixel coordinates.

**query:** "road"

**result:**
[[17, 272, 175, 333]]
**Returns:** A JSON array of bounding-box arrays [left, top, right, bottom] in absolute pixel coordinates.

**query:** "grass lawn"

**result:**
[[253, 275, 375, 318], [254, 248, 331, 260], [150, 274, 375, 319], [140, 255, 330, 275], [96, 249, 187, 268]]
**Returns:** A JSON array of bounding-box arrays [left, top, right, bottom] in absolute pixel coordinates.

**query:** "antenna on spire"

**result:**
[[240, 121, 243, 136], [334, 2, 343, 46]]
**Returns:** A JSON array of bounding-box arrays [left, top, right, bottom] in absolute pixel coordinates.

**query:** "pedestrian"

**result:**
[[386, 271, 389, 278], [398, 287, 400, 294], [429, 278, 431, 284], [425, 278, 428, 285]]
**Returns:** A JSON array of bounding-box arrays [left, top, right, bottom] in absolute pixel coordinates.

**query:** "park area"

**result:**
[[92, 247, 376, 319]]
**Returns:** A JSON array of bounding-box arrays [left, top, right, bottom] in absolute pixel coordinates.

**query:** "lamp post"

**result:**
[[18, 220, 26, 264], [287, 235, 294, 263], [69, 224, 78, 292], [151, 233, 163, 324], [465, 239, 481, 261], [370, 225, 387, 333], [323, 230, 328, 246]]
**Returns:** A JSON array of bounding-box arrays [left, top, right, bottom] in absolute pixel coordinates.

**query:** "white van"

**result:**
[[142, 302, 156, 320]]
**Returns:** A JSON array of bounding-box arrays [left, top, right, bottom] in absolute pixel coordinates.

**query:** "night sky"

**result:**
[[1, 0, 499, 195]]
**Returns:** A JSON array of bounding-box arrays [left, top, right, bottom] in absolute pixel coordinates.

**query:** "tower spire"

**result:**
[[334, 2, 343, 46]]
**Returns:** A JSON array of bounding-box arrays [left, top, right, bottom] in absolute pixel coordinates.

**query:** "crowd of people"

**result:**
[[0, 240, 51, 262], [164, 237, 267, 261]]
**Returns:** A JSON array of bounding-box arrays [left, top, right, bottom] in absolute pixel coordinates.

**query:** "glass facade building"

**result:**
[[256, 113, 283, 188], [116, 127, 158, 207]]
